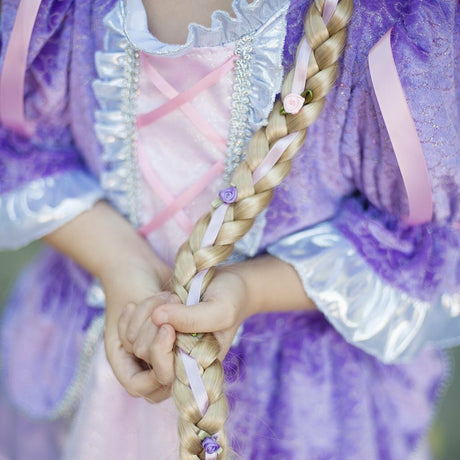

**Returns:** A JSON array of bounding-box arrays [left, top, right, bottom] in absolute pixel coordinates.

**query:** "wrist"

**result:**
[[223, 255, 315, 317], [218, 262, 261, 320]]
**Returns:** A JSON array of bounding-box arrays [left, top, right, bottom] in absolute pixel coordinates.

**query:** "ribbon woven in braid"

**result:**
[[172, 1, 354, 458]]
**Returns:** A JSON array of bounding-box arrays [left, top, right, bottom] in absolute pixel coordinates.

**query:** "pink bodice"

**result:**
[[135, 46, 236, 266]]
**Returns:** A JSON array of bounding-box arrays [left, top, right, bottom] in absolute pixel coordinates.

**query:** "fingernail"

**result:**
[[158, 292, 171, 301], [155, 310, 168, 325], [122, 303, 135, 315], [158, 325, 169, 338]]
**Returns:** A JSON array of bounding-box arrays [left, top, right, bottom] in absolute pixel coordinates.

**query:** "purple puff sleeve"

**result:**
[[0, 0, 104, 250], [266, 0, 460, 362]]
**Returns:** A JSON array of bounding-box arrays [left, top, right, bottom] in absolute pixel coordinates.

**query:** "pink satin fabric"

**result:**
[[136, 56, 235, 129], [141, 54, 228, 153], [0, 0, 41, 136], [137, 51, 233, 239], [136, 142, 195, 234]]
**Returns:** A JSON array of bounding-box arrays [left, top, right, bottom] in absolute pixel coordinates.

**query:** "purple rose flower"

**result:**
[[202, 436, 221, 455], [218, 186, 238, 204]]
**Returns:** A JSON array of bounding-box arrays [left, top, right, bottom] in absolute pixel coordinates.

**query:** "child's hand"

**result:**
[[116, 294, 177, 402], [102, 257, 176, 403], [149, 255, 315, 363], [151, 267, 250, 361]]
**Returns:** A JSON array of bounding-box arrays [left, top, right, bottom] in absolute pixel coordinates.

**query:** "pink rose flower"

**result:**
[[282, 93, 305, 114]]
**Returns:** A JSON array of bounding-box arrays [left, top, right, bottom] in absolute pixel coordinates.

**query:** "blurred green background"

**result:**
[[1, 244, 459, 459]]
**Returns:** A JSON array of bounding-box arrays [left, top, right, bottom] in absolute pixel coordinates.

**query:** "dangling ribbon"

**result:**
[[0, 0, 41, 136], [368, 28, 433, 225]]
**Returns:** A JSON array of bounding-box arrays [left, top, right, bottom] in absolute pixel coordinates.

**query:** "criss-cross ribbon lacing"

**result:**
[[136, 53, 235, 237]]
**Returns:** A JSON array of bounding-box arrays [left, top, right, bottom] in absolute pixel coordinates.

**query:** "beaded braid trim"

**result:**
[[120, 46, 141, 226], [44, 315, 105, 419], [224, 34, 255, 183]]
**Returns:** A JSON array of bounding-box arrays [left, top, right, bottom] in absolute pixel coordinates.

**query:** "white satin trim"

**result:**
[[267, 222, 460, 363], [0, 171, 103, 250], [93, 5, 140, 225], [122, 0, 289, 57]]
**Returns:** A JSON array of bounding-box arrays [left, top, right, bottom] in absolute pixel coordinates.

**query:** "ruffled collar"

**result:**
[[122, 0, 289, 56]]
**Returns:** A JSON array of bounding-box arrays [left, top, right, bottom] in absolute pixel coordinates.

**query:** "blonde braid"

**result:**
[[172, 1, 353, 458]]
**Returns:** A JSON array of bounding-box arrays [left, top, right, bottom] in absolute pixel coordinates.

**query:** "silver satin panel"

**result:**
[[267, 222, 460, 363], [0, 171, 103, 250], [93, 4, 140, 224]]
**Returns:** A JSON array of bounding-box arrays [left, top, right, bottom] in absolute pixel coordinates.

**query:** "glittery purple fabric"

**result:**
[[0, 0, 458, 458], [224, 311, 447, 459], [0, 0, 114, 193], [262, 0, 460, 300]]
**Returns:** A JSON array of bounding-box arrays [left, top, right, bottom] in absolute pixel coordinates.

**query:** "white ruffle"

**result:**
[[0, 171, 103, 250], [93, 4, 140, 225], [123, 0, 289, 56], [267, 222, 460, 363]]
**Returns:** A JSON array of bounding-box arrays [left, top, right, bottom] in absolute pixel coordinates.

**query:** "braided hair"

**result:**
[[171, 1, 354, 457]]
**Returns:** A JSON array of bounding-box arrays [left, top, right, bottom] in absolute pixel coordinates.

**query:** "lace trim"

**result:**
[[267, 222, 460, 363]]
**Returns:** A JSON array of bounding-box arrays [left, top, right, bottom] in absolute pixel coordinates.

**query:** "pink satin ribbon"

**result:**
[[138, 160, 224, 236], [0, 0, 41, 136], [179, 349, 209, 417], [369, 28, 433, 225], [287, 0, 338, 102], [252, 132, 299, 184], [136, 142, 195, 234], [136, 56, 235, 128], [141, 54, 228, 153]]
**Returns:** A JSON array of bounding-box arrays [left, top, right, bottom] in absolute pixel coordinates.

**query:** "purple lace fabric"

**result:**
[[0, 0, 458, 458]]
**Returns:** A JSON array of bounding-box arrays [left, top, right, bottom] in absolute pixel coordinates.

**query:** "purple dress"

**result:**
[[0, 0, 459, 459]]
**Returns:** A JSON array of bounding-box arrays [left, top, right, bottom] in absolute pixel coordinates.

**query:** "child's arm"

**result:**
[[43, 200, 175, 400], [117, 254, 316, 395]]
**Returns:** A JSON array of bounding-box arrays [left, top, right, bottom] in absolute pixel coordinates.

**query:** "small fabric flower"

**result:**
[[282, 93, 305, 114], [218, 186, 238, 204], [202, 436, 222, 455]]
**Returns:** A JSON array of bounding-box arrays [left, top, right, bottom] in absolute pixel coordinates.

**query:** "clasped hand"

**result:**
[[106, 267, 249, 403]]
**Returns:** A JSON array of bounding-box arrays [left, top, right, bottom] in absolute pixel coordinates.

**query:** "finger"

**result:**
[[118, 303, 136, 353], [107, 339, 162, 397], [126, 369, 163, 398], [149, 324, 176, 386], [143, 385, 172, 404], [151, 301, 235, 333], [125, 292, 171, 344], [132, 319, 158, 363]]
